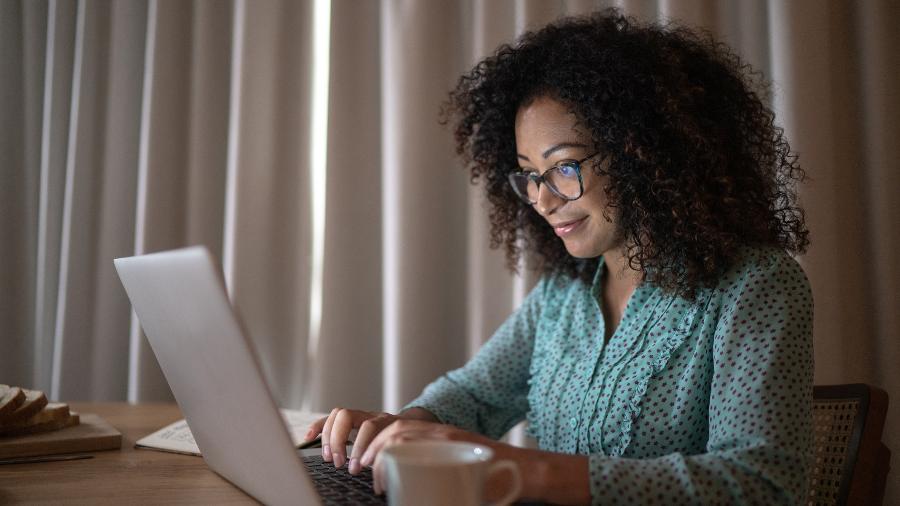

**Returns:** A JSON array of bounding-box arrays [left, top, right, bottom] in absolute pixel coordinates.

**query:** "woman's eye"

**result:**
[[558, 164, 576, 177]]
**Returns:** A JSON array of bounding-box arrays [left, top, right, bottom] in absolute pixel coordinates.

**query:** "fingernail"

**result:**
[[349, 457, 360, 474], [360, 453, 371, 467], [305, 429, 315, 440], [333, 453, 345, 468], [323, 445, 331, 461]]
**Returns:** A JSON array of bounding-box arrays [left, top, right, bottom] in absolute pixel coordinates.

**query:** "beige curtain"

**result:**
[[2, 0, 898, 501]]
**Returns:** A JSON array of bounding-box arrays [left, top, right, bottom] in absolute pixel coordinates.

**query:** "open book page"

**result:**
[[135, 409, 328, 456]]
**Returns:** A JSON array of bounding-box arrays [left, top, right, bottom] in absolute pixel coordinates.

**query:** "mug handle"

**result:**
[[484, 459, 522, 506]]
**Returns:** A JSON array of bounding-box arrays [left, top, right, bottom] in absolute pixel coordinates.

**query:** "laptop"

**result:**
[[114, 246, 385, 506]]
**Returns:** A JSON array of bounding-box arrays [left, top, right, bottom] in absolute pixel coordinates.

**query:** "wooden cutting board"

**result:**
[[0, 413, 121, 459]]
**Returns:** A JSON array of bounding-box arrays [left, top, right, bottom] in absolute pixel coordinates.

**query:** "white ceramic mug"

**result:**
[[379, 441, 522, 506]]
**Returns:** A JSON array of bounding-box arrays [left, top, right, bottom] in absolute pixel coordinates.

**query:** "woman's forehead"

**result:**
[[515, 97, 592, 156]]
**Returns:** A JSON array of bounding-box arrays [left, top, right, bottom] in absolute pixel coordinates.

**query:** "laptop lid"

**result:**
[[115, 246, 320, 506]]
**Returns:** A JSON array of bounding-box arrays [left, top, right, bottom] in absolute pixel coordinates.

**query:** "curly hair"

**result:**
[[443, 9, 809, 300]]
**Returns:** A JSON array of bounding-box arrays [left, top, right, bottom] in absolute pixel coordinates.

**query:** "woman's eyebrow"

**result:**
[[517, 142, 587, 163], [542, 142, 586, 159]]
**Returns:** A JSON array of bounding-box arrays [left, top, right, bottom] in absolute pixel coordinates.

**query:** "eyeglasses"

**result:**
[[507, 153, 602, 205]]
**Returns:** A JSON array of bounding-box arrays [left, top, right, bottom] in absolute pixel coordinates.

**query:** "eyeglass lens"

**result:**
[[511, 164, 581, 203]]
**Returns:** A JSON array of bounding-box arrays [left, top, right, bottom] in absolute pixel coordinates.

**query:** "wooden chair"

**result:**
[[808, 384, 891, 505]]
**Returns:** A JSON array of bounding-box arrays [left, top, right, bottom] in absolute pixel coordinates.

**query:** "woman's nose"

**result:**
[[535, 183, 564, 216]]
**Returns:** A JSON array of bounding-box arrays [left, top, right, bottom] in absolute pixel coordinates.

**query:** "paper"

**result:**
[[135, 409, 327, 456]]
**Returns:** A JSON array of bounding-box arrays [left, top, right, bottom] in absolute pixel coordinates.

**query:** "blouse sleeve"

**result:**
[[588, 252, 814, 505], [402, 277, 548, 440]]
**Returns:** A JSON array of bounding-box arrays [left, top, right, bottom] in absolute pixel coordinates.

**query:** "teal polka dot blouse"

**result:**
[[404, 246, 814, 504]]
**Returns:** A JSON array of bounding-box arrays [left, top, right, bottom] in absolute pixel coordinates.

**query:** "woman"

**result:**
[[307, 10, 813, 505]]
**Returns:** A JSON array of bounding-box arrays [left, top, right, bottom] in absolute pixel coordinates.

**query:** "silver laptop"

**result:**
[[115, 246, 383, 506]]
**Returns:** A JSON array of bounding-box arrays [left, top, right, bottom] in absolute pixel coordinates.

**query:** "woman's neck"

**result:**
[[602, 247, 642, 295], [601, 247, 643, 334]]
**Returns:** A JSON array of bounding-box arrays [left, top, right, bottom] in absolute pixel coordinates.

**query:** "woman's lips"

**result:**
[[552, 217, 587, 237]]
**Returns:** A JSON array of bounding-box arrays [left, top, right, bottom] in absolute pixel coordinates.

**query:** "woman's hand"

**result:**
[[365, 419, 500, 495], [306, 406, 441, 474], [306, 408, 400, 474], [310, 413, 589, 503], [365, 421, 591, 504]]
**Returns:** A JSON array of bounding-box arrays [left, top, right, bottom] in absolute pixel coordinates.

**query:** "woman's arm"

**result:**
[[402, 276, 549, 438], [311, 277, 549, 473], [494, 445, 591, 505], [398, 406, 439, 423], [362, 418, 592, 503]]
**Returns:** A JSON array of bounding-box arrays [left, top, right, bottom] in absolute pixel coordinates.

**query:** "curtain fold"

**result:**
[[32, 0, 75, 394], [84, 0, 145, 401], [380, 0, 471, 410], [2, 0, 898, 501], [224, 0, 314, 408], [858, 1, 900, 396], [51, 0, 117, 400], [311, 0, 383, 412], [0, 1, 34, 387], [465, 0, 521, 361]]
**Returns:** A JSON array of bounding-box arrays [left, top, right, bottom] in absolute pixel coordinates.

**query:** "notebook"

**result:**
[[115, 246, 385, 506]]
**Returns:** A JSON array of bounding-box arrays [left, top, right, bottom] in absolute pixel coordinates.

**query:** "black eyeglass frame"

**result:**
[[507, 152, 604, 205]]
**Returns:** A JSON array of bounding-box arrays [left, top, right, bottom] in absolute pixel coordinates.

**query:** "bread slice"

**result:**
[[0, 411, 80, 437], [0, 385, 26, 423], [0, 402, 71, 436], [3, 389, 49, 425]]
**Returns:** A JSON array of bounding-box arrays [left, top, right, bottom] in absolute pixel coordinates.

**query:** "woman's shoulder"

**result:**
[[696, 244, 814, 335], [715, 244, 812, 296]]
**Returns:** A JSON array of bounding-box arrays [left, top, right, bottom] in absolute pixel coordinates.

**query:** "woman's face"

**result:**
[[514, 95, 620, 259]]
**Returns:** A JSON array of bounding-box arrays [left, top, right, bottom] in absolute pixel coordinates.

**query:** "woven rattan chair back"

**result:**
[[808, 384, 890, 506]]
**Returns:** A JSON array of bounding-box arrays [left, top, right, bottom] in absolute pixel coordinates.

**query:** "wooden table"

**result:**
[[0, 402, 258, 504]]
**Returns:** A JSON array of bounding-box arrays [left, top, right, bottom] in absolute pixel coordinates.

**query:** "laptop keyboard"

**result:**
[[301, 454, 544, 505], [301, 455, 387, 505]]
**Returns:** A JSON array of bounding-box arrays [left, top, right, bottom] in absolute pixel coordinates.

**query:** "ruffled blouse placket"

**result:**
[[584, 282, 670, 456]]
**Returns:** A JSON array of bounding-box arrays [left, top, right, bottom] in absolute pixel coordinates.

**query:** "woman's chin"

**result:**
[[563, 241, 600, 259]]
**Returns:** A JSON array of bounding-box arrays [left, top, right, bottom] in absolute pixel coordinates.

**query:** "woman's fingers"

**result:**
[[304, 416, 328, 441], [348, 415, 396, 474], [362, 420, 469, 467], [372, 452, 385, 495], [370, 432, 422, 494], [319, 408, 391, 468], [320, 408, 342, 462], [329, 409, 361, 468], [360, 421, 397, 467], [360, 420, 425, 468], [319, 409, 446, 475], [371, 435, 405, 495]]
